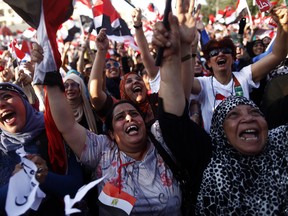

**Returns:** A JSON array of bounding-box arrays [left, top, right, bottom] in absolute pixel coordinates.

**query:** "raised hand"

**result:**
[[176, 0, 200, 45], [152, 13, 180, 60], [96, 28, 109, 51], [271, 6, 288, 32], [131, 8, 142, 27], [28, 154, 48, 184], [31, 43, 44, 64]]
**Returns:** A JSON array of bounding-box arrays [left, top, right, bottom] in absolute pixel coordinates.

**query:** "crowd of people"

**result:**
[[0, 0, 288, 215]]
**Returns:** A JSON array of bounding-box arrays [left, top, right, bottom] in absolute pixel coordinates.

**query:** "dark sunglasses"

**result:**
[[106, 62, 120, 69], [209, 48, 233, 58]]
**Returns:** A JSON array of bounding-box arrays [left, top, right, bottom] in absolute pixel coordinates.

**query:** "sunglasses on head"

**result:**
[[106, 62, 120, 69], [209, 48, 233, 58]]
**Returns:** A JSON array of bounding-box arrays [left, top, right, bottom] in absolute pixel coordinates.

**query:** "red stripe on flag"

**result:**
[[92, 0, 120, 24], [103, 183, 136, 206], [10, 39, 25, 60], [215, 93, 226, 101], [77, 0, 92, 8]]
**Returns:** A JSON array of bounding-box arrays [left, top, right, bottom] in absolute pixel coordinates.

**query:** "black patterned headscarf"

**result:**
[[196, 96, 288, 215], [210, 95, 261, 151]]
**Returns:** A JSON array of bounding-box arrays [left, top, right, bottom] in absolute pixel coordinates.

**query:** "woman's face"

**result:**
[[0, 90, 26, 133], [124, 73, 147, 103], [110, 103, 146, 154], [223, 105, 268, 155], [252, 42, 264, 56], [64, 79, 81, 101], [105, 60, 121, 79], [207, 47, 234, 75]]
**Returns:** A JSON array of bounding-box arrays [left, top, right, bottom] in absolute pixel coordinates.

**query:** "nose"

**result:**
[[125, 114, 132, 122], [241, 114, 254, 122], [0, 98, 7, 108]]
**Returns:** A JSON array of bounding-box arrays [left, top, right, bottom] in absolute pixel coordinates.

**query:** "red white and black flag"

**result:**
[[3, 0, 74, 175], [225, 0, 249, 25], [4, 0, 74, 81], [92, 0, 139, 50]]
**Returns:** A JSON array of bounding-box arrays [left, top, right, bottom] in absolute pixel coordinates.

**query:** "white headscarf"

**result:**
[[63, 73, 97, 133]]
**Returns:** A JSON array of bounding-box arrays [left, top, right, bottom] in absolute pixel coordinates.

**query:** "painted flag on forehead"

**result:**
[[92, 0, 139, 50], [3, 0, 75, 175]]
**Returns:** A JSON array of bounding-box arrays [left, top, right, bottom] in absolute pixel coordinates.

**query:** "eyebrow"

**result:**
[[114, 109, 137, 117]]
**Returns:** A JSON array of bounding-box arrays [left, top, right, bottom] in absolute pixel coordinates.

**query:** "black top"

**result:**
[[157, 97, 212, 210]]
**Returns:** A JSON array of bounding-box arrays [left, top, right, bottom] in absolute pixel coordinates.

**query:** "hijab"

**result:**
[[0, 83, 45, 153], [120, 72, 154, 123], [196, 96, 288, 215], [63, 73, 97, 133], [105, 76, 121, 99]]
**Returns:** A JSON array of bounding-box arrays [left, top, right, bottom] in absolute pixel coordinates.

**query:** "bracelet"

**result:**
[[133, 23, 142, 29], [191, 112, 200, 116], [181, 54, 192, 62]]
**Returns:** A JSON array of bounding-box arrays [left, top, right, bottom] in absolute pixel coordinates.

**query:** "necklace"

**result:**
[[211, 73, 243, 112]]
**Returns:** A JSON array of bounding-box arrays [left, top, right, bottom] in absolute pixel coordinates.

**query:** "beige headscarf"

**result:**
[[63, 73, 98, 133]]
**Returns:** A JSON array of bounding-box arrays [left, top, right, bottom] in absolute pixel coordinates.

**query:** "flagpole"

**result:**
[[245, 0, 254, 36], [155, 0, 172, 66], [123, 0, 136, 8]]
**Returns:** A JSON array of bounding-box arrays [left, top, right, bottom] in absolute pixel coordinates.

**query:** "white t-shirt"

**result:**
[[149, 70, 160, 93], [191, 65, 259, 133]]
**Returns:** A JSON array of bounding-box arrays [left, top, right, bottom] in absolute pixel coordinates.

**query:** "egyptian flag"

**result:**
[[3, 0, 74, 174], [225, 0, 249, 25], [9, 39, 26, 61], [58, 17, 81, 43], [98, 182, 136, 215], [92, 0, 139, 50]]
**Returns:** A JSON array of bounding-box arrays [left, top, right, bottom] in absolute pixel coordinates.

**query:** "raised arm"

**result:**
[[153, 13, 184, 116], [31, 43, 86, 158], [77, 35, 90, 74], [251, 6, 288, 82], [88, 28, 109, 111], [176, 0, 200, 100], [131, 8, 159, 80]]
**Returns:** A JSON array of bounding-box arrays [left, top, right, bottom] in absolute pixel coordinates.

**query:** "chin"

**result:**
[[240, 147, 264, 155]]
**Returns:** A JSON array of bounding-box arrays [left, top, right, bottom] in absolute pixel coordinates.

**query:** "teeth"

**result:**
[[240, 129, 258, 141], [126, 125, 138, 133], [1, 113, 13, 123], [1, 111, 10, 119], [245, 129, 255, 133], [217, 59, 226, 65], [240, 137, 258, 141], [133, 86, 141, 92]]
